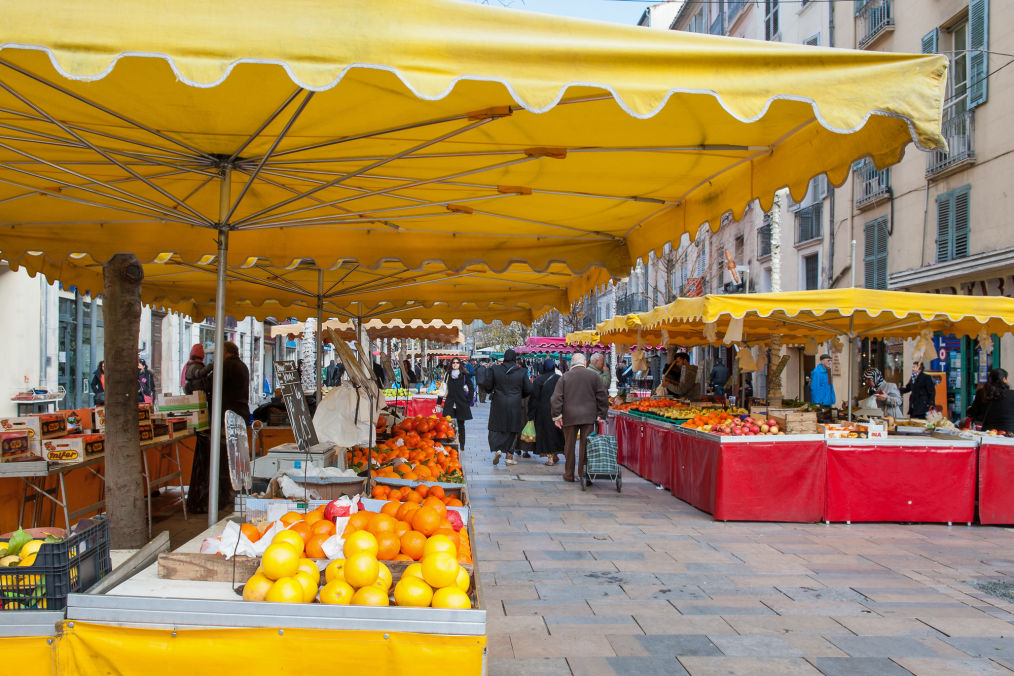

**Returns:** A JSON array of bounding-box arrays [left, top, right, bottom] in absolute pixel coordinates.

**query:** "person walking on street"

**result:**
[[900, 361, 936, 418], [137, 358, 154, 403], [440, 358, 473, 449], [476, 360, 489, 403], [529, 358, 564, 466], [481, 348, 532, 466], [810, 354, 836, 406], [709, 360, 730, 397], [551, 353, 609, 482], [588, 352, 611, 392], [90, 361, 105, 405]]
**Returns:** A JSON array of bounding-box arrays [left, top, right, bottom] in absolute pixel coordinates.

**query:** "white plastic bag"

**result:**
[[313, 382, 378, 447]]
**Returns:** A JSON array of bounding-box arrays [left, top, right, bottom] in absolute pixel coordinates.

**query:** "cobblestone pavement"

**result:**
[[461, 402, 1014, 676]]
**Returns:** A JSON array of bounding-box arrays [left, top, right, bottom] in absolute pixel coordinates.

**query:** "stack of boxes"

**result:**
[[0, 411, 104, 464], [154, 392, 209, 434]]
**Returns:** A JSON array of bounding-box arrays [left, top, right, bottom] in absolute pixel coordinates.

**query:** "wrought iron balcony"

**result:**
[[615, 294, 652, 316], [795, 203, 822, 244], [855, 160, 890, 208], [927, 110, 975, 177], [857, 0, 894, 48]]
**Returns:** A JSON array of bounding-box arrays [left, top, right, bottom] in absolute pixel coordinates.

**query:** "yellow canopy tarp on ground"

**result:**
[[270, 318, 464, 344], [0, 0, 946, 296], [592, 289, 1014, 346]]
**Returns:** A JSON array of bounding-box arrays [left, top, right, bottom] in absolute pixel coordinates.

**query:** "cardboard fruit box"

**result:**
[[42, 434, 105, 464]]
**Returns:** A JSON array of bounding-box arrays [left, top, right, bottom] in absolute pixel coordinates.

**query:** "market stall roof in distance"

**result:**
[[269, 318, 464, 344], [593, 289, 1014, 346], [9, 254, 603, 324], [0, 0, 946, 299]]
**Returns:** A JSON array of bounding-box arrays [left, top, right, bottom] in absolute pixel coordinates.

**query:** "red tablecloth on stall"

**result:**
[[825, 439, 976, 523], [669, 430, 825, 522], [978, 437, 1014, 525]]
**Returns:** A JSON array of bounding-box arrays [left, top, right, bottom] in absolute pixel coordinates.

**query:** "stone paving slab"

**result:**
[[457, 407, 1014, 676]]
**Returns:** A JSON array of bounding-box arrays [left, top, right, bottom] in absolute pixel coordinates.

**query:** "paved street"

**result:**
[[462, 402, 1014, 676]]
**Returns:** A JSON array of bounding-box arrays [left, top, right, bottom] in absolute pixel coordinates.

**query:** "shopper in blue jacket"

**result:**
[[810, 354, 836, 406]]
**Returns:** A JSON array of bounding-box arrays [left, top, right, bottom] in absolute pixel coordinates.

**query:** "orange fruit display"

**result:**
[[305, 533, 329, 559], [346, 511, 372, 533], [310, 519, 336, 538], [380, 501, 401, 517], [400, 531, 426, 561], [376, 532, 401, 560], [288, 521, 311, 543], [367, 513, 397, 536], [279, 511, 304, 527], [240, 523, 261, 543], [411, 507, 441, 536]]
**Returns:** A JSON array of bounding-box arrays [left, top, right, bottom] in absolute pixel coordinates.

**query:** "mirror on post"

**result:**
[[225, 410, 252, 493]]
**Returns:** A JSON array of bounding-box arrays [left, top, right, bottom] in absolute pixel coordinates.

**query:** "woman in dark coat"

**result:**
[[973, 368, 1014, 433], [528, 358, 565, 466], [481, 348, 532, 466], [440, 358, 473, 449]]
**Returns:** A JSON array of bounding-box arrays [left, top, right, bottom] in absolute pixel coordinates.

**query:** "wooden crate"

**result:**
[[770, 411, 818, 434]]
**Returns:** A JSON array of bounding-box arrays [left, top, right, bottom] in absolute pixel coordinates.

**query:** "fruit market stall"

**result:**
[[595, 290, 1014, 523], [976, 434, 1014, 525]]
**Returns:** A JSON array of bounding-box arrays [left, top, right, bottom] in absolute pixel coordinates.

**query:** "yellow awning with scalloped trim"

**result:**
[[0, 0, 947, 302]]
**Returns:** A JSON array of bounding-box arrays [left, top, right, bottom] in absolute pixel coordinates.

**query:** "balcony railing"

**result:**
[[856, 0, 893, 48], [727, 0, 747, 24], [580, 313, 596, 330], [795, 203, 822, 244], [616, 294, 652, 316], [855, 161, 890, 207], [927, 110, 975, 177]]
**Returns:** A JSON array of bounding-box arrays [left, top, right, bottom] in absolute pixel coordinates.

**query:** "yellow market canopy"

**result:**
[[9, 254, 603, 323], [590, 290, 1014, 346], [0, 0, 947, 287], [270, 319, 464, 344]]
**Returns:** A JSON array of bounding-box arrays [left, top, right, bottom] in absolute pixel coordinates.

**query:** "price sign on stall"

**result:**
[[274, 360, 319, 452]]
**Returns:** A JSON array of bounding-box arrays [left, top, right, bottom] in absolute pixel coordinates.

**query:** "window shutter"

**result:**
[[875, 218, 888, 289], [953, 187, 970, 258], [936, 193, 952, 263], [696, 241, 707, 277], [863, 221, 876, 288], [968, 0, 989, 108], [921, 28, 938, 54]]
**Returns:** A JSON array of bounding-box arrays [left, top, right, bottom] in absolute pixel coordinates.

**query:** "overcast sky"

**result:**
[[461, 0, 657, 25]]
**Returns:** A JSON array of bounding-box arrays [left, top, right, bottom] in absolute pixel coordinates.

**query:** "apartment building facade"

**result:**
[[666, 0, 1010, 416]]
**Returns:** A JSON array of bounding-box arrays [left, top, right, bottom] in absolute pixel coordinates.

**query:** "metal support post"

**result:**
[[315, 268, 324, 404], [208, 167, 231, 526]]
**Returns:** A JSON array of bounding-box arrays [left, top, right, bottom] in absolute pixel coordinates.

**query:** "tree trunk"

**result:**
[[103, 253, 146, 548]]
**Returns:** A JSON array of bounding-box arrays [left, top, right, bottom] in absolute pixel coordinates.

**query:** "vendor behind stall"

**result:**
[[662, 350, 698, 398], [900, 361, 936, 419], [969, 368, 1014, 433], [862, 367, 903, 418]]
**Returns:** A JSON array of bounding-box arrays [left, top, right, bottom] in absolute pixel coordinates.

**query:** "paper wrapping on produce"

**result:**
[[723, 317, 743, 345], [277, 474, 322, 500]]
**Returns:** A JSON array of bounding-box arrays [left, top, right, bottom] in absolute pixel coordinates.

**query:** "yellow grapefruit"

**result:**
[[351, 585, 389, 606], [423, 534, 456, 560], [431, 586, 471, 609], [264, 577, 304, 603], [272, 530, 305, 554], [455, 567, 470, 594], [394, 576, 433, 607], [296, 558, 320, 586], [261, 544, 300, 580], [374, 561, 392, 590], [343, 530, 379, 558], [293, 570, 319, 603], [242, 573, 274, 601], [421, 552, 458, 589], [343, 552, 380, 588], [402, 563, 424, 580], [319, 579, 355, 605], [324, 558, 346, 583]]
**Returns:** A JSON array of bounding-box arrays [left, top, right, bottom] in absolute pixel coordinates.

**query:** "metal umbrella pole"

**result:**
[[316, 268, 324, 405], [208, 167, 230, 526]]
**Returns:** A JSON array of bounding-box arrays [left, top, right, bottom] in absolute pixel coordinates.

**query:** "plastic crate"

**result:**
[[0, 516, 111, 611]]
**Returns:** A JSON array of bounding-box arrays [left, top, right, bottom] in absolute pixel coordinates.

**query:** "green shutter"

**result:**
[[875, 218, 888, 289], [921, 27, 938, 54], [936, 193, 952, 263], [953, 186, 970, 258], [968, 0, 989, 108], [864, 220, 876, 288]]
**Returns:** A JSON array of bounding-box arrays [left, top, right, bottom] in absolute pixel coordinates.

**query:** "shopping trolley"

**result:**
[[582, 424, 621, 492]]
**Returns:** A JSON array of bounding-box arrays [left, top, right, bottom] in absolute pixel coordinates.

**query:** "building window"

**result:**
[[864, 217, 888, 289], [854, 158, 890, 207], [802, 253, 820, 290], [936, 185, 970, 263], [804, 33, 819, 46], [795, 203, 822, 244], [855, 0, 894, 48], [727, 0, 747, 24], [688, 8, 706, 33], [764, 0, 779, 40], [758, 218, 772, 259]]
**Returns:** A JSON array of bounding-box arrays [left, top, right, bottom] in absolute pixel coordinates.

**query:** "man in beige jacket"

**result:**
[[551, 353, 610, 482]]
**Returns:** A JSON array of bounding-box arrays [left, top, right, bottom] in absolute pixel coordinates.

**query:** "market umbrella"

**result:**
[[0, 0, 948, 525], [590, 289, 1014, 417], [269, 319, 464, 345]]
